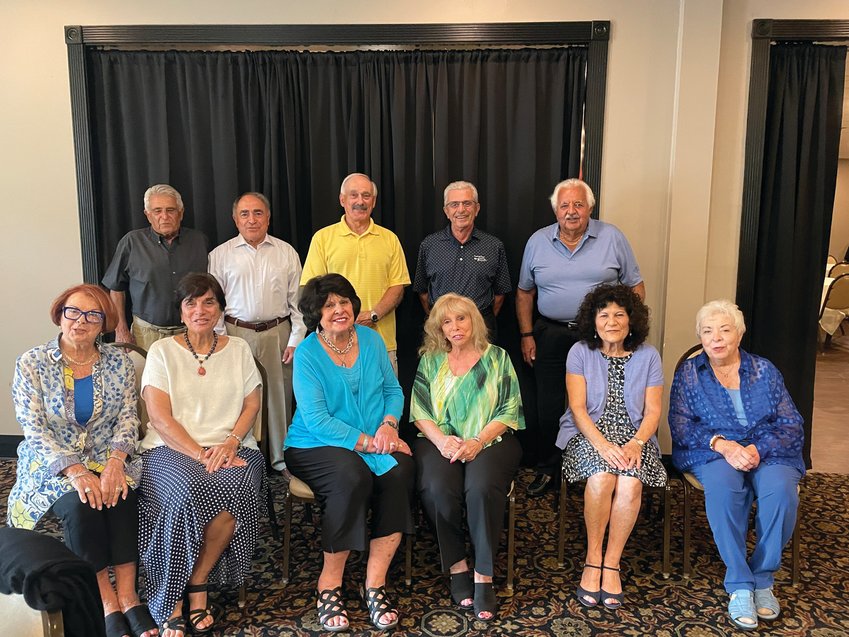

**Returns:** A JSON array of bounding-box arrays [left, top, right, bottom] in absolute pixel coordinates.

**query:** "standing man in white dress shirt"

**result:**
[[208, 192, 306, 472]]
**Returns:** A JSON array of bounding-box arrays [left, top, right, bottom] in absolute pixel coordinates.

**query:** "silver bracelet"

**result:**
[[631, 437, 645, 448], [471, 435, 483, 445]]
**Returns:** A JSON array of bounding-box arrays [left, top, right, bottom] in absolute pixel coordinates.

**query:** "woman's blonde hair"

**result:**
[[419, 294, 489, 355]]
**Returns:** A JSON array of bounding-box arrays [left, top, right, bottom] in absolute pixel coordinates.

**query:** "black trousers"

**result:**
[[50, 488, 139, 573], [532, 317, 580, 475], [412, 435, 521, 577], [285, 446, 415, 553]]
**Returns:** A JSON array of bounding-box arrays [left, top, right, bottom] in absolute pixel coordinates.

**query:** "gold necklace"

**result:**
[[711, 361, 738, 384], [62, 348, 99, 366]]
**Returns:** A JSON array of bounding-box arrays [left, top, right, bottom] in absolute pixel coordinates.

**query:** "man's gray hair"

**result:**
[[232, 192, 271, 216], [443, 181, 479, 207], [340, 173, 378, 198], [549, 178, 595, 211], [144, 184, 184, 211], [695, 299, 747, 337]]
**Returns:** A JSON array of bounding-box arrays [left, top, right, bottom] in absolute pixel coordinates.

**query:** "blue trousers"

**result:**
[[692, 459, 801, 593]]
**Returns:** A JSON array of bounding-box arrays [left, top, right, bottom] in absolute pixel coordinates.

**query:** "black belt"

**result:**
[[225, 315, 289, 332], [540, 316, 579, 330]]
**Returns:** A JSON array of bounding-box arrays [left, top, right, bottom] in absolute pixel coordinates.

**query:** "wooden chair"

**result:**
[[113, 342, 149, 435], [828, 261, 849, 278], [674, 345, 802, 586], [556, 460, 673, 578], [0, 595, 63, 637], [820, 274, 849, 343]]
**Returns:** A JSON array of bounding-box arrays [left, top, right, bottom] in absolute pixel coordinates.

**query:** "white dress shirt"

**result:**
[[208, 233, 306, 347]]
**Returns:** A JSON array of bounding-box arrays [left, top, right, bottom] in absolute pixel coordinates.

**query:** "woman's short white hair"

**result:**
[[695, 299, 746, 336]]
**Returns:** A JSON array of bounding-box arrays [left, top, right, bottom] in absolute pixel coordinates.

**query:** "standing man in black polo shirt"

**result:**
[[413, 181, 511, 340], [102, 184, 209, 350]]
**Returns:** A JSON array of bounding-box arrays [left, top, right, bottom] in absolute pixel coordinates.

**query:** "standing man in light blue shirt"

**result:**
[[516, 178, 645, 495]]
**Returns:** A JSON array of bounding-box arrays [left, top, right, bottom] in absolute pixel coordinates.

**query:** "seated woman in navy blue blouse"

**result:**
[[670, 299, 804, 631], [284, 274, 414, 633]]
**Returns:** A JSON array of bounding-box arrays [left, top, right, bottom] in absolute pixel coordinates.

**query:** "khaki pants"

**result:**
[[226, 320, 293, 471], [131, 316, 185, 352]]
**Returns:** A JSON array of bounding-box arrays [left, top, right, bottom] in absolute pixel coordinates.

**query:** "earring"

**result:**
[[594, 332, 599, 339]]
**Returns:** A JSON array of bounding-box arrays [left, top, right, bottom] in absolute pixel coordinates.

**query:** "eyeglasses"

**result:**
[[446, 200, 477, 210], [63, 306, 105, 324]]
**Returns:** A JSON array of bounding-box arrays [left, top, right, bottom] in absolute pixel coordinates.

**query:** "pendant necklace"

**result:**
[[320, 328, 354, 367], [184, 332, 218, 376]]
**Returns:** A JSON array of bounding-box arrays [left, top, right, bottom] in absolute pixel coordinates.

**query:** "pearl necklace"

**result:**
[[184, 332, 218, 376], [320, 328, 354, 366]]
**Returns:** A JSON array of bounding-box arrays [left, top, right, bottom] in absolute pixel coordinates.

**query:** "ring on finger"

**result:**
[[84, 487, 92, 494]]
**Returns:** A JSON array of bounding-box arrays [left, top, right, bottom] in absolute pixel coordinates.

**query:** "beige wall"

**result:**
[[0, 0, 847, 439], [831, 160, 849, 260]]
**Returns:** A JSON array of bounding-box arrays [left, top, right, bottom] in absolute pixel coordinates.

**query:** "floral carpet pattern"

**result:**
[[1, 459, 847, 636]]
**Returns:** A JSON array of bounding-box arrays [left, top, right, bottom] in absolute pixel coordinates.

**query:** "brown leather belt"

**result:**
[[225, 315, 289, 332]]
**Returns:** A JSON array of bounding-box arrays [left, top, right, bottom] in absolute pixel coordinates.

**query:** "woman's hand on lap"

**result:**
[[371, 422, 400, 454], [717, 439, 759, 472], [439, 435, 463, 459], [72, 471, 103, 510], [621, 440, 643, 470], [100, 458, 128, 507]]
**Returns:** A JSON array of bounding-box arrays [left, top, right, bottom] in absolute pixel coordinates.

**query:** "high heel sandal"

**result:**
[[361, 584, 399, 631], [600, 565, 624, 610], [473, 582, 496, 622], [316, 586, 349, 633], [450, 571, 474, 609], [185, 583, 215, 634], [575, 563, 602, 608]]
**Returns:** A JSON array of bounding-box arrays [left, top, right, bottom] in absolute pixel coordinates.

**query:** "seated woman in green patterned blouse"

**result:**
[[410, 293, 524, 622]]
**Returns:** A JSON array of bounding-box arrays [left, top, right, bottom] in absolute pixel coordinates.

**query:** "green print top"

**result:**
[[410, 344, 525, 444]]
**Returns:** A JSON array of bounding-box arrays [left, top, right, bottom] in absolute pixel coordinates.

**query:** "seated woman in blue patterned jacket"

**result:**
[[7, 284, 158, 637], [670, 299, 804, 632]]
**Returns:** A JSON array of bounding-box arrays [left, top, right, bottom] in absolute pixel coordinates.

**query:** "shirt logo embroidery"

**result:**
[[473, 255, 487, 262]]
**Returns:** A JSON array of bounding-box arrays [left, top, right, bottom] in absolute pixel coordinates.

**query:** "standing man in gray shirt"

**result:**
[[102, 184, 209, 350]]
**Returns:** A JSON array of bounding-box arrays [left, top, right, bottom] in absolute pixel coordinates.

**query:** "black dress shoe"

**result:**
[[527, 472, 554, 495]]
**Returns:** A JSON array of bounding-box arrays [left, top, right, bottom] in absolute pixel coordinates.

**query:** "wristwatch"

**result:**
[[381, 419, 399, 430], [370, 310, 379, 324]]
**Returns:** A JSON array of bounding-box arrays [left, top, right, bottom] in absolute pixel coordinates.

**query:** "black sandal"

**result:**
[[185, 583, 215, 634], [123, 605, 157, 637], [361, 584, 399, 631], [450, 571, 474, 609], [105, 611, 131, 637], [161, 614, 187, 637], [316, 586, 349, 633], [576, 563, 602, 607], [473, 582, 497, 622], [601, 565, 624, 610]]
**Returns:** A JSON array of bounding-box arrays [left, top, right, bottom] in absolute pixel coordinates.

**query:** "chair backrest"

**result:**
[[253, 356, 269, 450], [675, 343, 704, 372], [113, 342, 148, 437], [822, 274, 849, 312], [827, 254, 838, 266], [828, 261, 849, 278]]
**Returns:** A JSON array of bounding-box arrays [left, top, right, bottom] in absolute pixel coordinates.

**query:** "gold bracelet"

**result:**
[[632, 437, 645, 448]]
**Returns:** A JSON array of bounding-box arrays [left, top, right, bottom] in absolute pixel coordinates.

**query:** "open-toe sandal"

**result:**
[[185, 583, 215, 635], [576, 563, 602, 608], [123, 605, 158, 637], [754, 587, 780, 620], [473, 582, 497, 622], [361, 584, 399, 631], [450, 571, 474, 609], [601, 565, 624, 610], [316, 586, 349, 633], [161, 614, 187, 637], [728, 589, 758, 631], [105, 611, 131, 637]]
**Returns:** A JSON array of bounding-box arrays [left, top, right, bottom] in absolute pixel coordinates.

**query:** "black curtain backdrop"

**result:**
[[86, 47, 588, 444], [748, 43, 846, 467]]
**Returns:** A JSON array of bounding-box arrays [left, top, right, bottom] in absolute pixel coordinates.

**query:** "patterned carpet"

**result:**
[[1, 459, 847, 636]]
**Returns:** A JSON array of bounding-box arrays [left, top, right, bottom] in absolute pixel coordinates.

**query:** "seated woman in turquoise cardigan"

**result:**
[[284, 274, 414, 633]]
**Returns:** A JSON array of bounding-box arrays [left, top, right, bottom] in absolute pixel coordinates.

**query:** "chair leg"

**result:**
[[507, 487, 516, 592], [282, 491, 292, 585], [405, 533, 413, 587], [683, 480, 692, 578], [266, 480, 280, 541], [791, 498, 801, 586], [557, 475, 569, 567], [238, 582, 247, 614], [662, 483, 671, 579]]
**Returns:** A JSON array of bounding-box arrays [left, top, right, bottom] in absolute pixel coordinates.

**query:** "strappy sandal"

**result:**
[[754, 587, 781, 620], [728, 589, 758, 631], [473, 582, 496, 622], [316, 586, 349, 633], [185, 583, 215, 634], [601, 565, 624, 610], [161, 614, 187, 637], [576, 563, 602, 608], [105, 611, 131, 637], [450, 571, 474, 609], [123, 605, 158, 637], [361, 584, 399, 631]]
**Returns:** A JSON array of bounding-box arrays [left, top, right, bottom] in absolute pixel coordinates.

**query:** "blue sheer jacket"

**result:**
[[669, 349, 805, 474]]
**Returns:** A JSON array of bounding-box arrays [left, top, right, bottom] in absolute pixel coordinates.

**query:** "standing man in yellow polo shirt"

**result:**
[[301, 172, 410, 373]]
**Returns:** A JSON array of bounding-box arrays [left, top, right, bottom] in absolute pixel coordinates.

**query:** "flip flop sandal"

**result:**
[[185, 583, 215, 635], [473, 582, 497, 622], [754, 587, 781, 620], [316, 586, 349, 632], [361, 584, 399, 631], [450, 571, 474, 609], [105, 611, 131, 637], [601, 565, 624, 610], [728, 589, 758, 631], [123, 605, 158, 637], [576, 563, 602, 608]]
